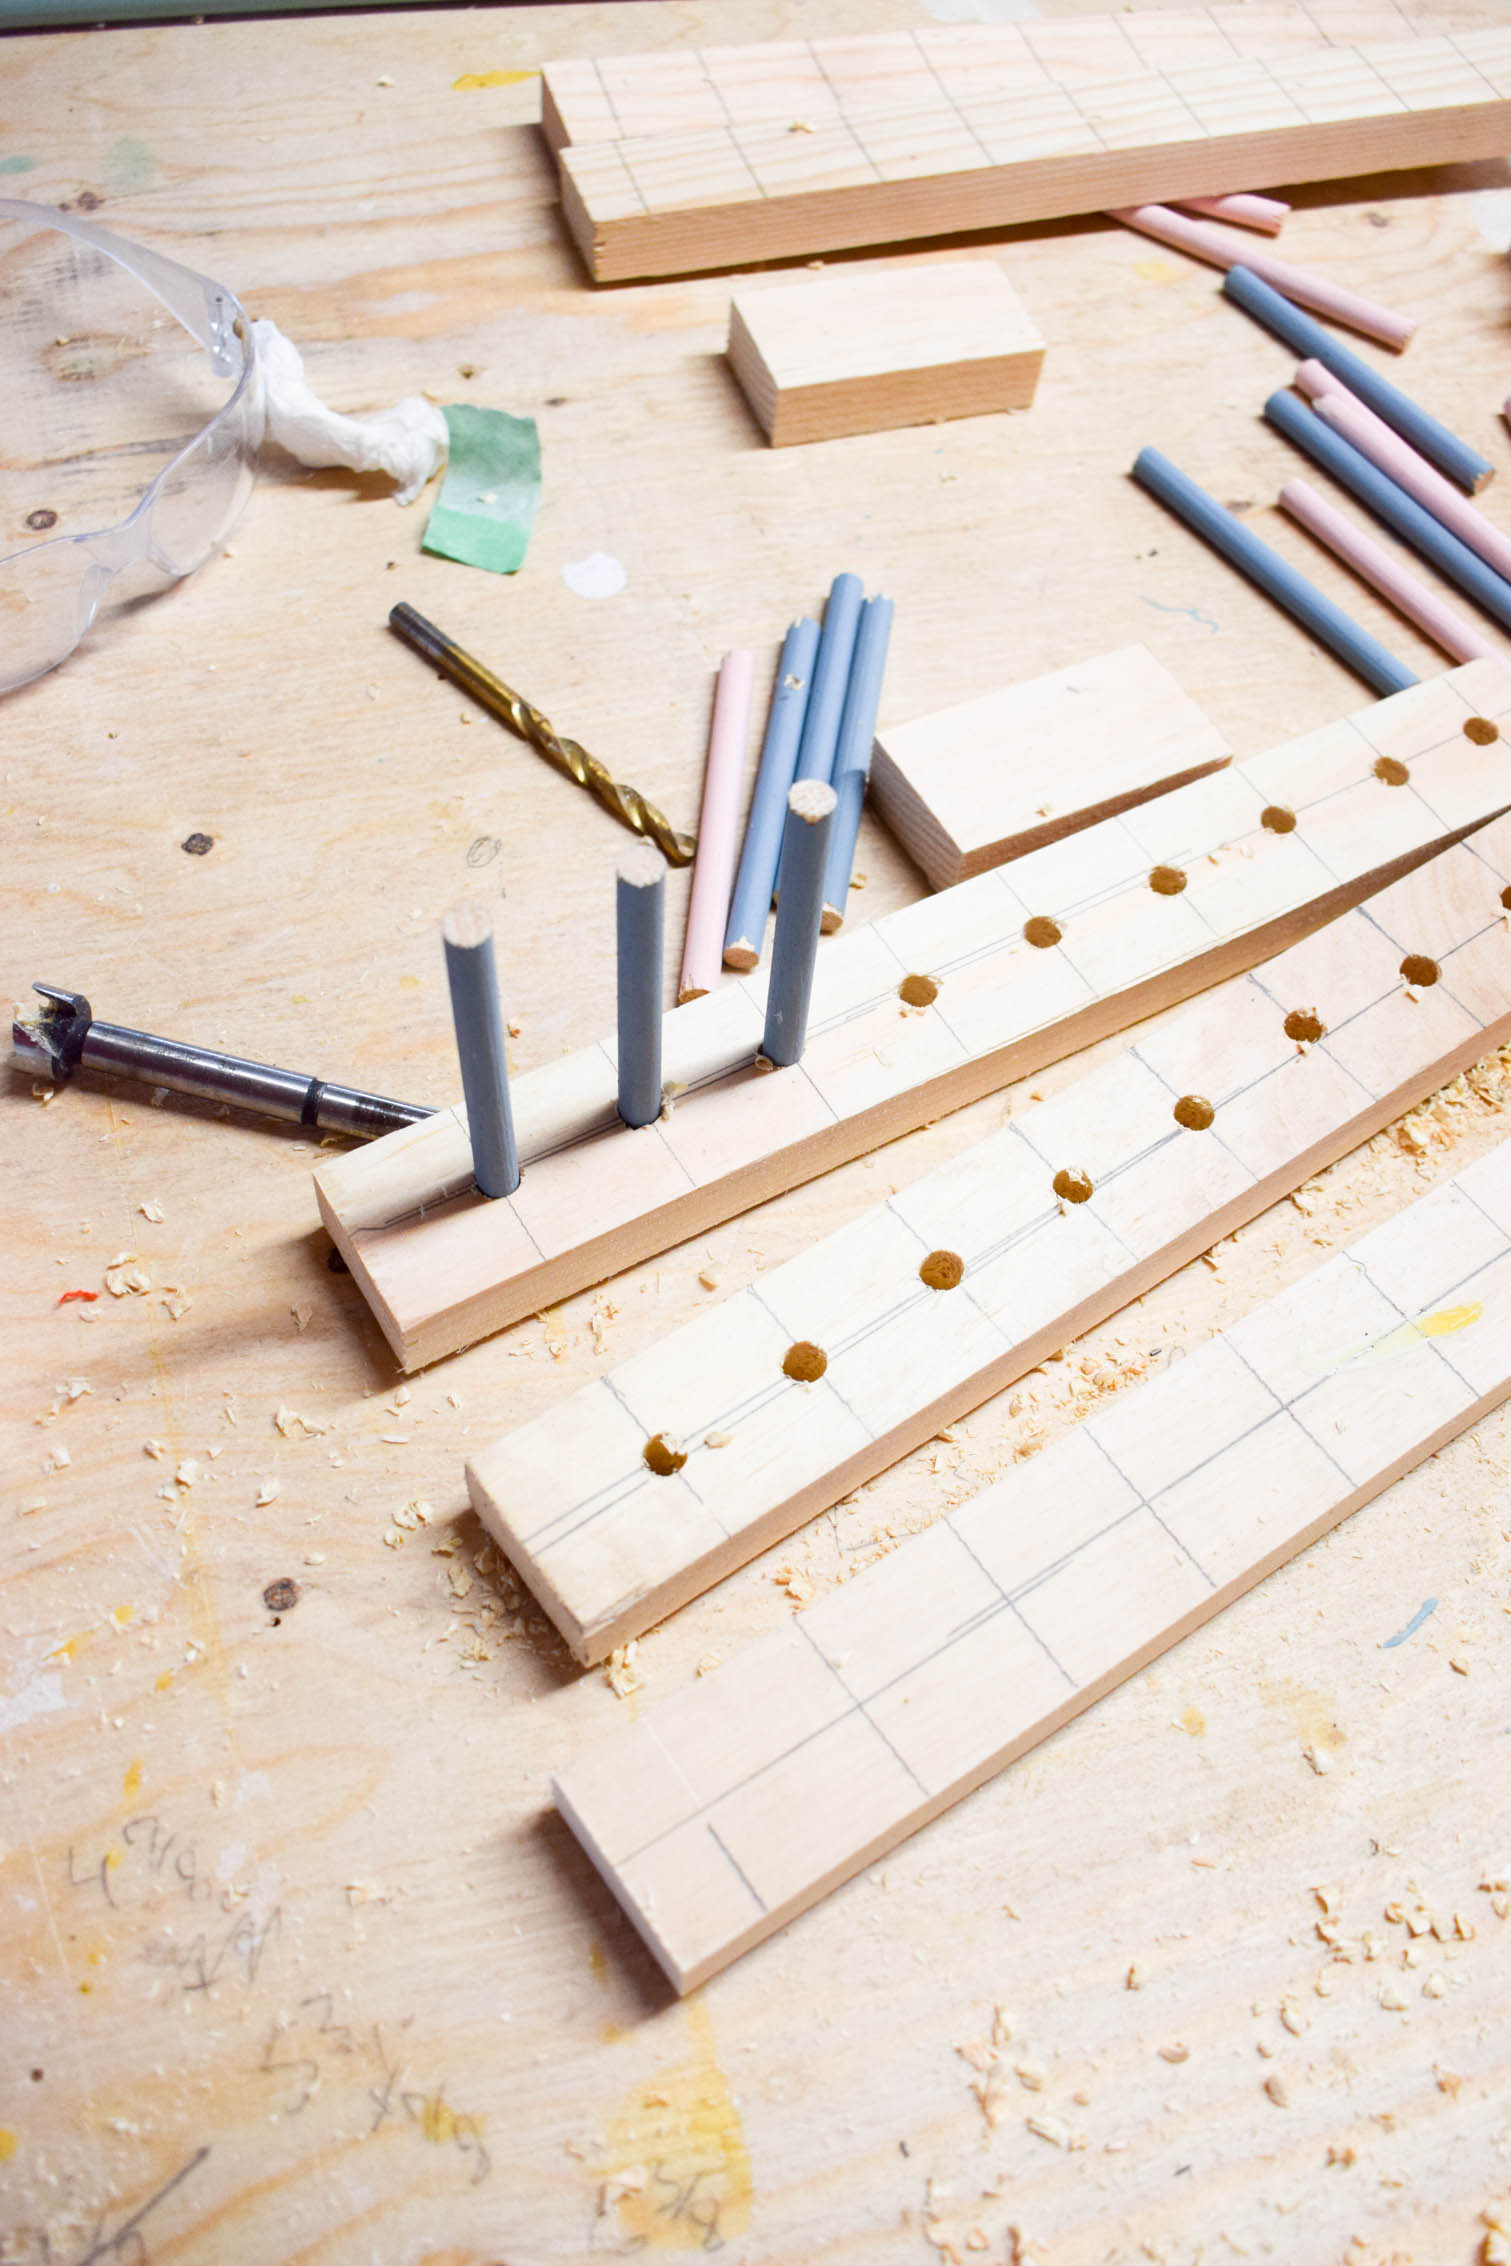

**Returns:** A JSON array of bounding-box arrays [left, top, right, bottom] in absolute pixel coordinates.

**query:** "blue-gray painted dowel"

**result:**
[[793, 573, 863, 784], [442, 902, 521, 1199], [616, 843, 665, 1129], [723, 615, 819, 972], [1131, 446, 1418, 697], [1264, 388, 1511, 637], [821, 594, 894, 933], [1224, 267, 1494, 496], [762, 781, 836, 1069]]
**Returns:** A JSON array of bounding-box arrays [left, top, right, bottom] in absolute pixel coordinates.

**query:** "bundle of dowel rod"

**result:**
[[678, 649, 755, 1001], [1264, 389, 1511, 636], [442, 903, 521, 1199], [1297, 367, 1511, 585], [1278, 480, 1494, 665], [616, 845, 666, 1128], [1130, 447, 1416, 696], [821, 594, 894, 932], [1223, 267, 1493, 494], [761, 782, 835, 1069], [723, 617, 819, 971], [1111, 205, 1415, 351], [1177, 192, 1288, 234]]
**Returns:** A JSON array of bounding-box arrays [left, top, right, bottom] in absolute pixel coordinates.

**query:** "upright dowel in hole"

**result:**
[[761, 781, 836, 1069], [616, 843, 666, 1128], [442, 903, 521, 1199]]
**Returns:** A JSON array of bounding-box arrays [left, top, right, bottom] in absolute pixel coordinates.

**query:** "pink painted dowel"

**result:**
[[1279, 478, 1495, 664], [679, 648, 755, 1002], [1177, 192, 1289, 235], [1299, 373, 1511, 587], [1110, 204, 1417, 352]]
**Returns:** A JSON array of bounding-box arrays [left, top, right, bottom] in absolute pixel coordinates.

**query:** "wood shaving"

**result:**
[[1125, 1963, 1145, 1990], [698, 1268, 720, 1291], [345, 1878, 391, 1906], [704, 1429, 731, 1449], [104, 1252, 151, 1296], [138, 1199, 165, 1222], [1157, 2042, 1190, 2064], [1326, 2141, 1357, 2168], [1015, 2059, 1046, 2090], [174, 1459, 199, 1489], [1264, 2075, 1289, 2106], [274, 1406, 324, 1438], [44, 1444, 70, 1472], [255, 1480, 280, 1506], [161, 1289, 192, 1320], [1025, 2114, 1075, 2149], [1378, 1983, 1408, 2011], [605, 1642, 643, 1699], [1302, 1743, 1332, 1775], [1422, 1972, 1447, 1998], [1279, 1996, 1306, 2036], [446, 1558, 473, 1600], [695, 1652, 722, 1676]]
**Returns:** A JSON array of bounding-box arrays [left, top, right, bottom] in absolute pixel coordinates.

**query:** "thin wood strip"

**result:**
[[470, 801, 1511, 1662], [554, 1132, 1511, 1989], [318, 661, 1511, 1369], [553, 30, 1511, 283]]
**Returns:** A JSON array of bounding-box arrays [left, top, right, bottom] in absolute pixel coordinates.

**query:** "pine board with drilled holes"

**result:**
[[546, 21, 1511, 280], [317, 662, 1511, 1370], [470, 802, 1511, 1663], [553, 1131, 1511, 1988]]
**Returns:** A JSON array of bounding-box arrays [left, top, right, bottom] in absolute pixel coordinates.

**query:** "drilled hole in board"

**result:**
[[1023, 915, 1062, 949], [1053, 1167, 1093, 1205], [1500, 886, 1511, 911], [1399, 953, 1440, 989], [1284, 1008, 1325, 1043], [1374, 756, 1409, 787], [898, 973, 937, 1008], [783, 1340, 828, 1382], [1465, 715, 1500, 746], [920, 1250, 964, 1291], [1173, 1094, 1214, 1131], [1261, 804, 1297, 835], [643, 1433, 687, 1477], [1149, 864, 1187, 896]]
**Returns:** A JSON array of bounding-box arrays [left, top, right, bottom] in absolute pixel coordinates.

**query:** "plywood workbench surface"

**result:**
[[5, 5, 1511, 2262]]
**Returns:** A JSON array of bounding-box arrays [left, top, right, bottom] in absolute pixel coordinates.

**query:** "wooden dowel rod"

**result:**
[[1131, 446, 1417, 696], [1264, 389, 1511, 637], [761, 781, 835, 1069], [723, 616, 819, 972], [1111, 204, 1415, 351], [793, 574, 863, 786], [1278, 479, 1496, 666], [821, 595, 894, 933], [616, 845, 666, 1129], [679, 649, 755, 1002], [442, 903, 520, 1200], [1176, 191, 1288, 234], [1223, 267, 1494, 493], [1308, 384, 1511, 588]]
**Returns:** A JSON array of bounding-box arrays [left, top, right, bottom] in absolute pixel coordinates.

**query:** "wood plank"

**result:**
[[725, 260, 1046, 449], [554, 29, 1511, 281], [470, 805, 1511, 1661], [540, 6, 1431, 154], [554, 1129, 1511, 1989], [869, 642, 1229, 889], [317, 661, 1511, 1370]]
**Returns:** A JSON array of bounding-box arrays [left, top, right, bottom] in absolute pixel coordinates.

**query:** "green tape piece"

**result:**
[[423, 405, 540, 576]]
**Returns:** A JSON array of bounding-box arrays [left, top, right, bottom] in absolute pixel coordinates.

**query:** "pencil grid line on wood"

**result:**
[[542, 4, 1434, 153], [318, 661, 1511, 1368], [552, 1130, 1511, 1989], [469, 793, 1511, 1663], [552, 26, 1511, 277]]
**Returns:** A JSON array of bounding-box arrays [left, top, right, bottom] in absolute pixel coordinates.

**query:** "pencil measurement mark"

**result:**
[[63, 2144, 211, 2266]]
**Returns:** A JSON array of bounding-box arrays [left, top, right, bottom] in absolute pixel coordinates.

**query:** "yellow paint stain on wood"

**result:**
[[1418, 1300, 1483, 1339], [110, 1603, 135, 1628], [1133, 258, 1183, 285], [452, 67, 538, 89], [0, 2129, 16, 2162], [600, 1999, 751, 2250], [47, 1630, 91, 1664], [123, 1759, 143, 1798], [1179, 1705, 1206, 1736], [154, 1671, 173, 1692]]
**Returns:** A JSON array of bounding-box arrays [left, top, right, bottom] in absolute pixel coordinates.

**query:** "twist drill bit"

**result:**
[[388, 602, 696, 866]]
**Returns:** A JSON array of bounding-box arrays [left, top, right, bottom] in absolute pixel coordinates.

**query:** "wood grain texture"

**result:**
[[319, 660, 1511, 1370], [10, 4, 1511, 2260], [552, 25, 1511, 281], [869, 642, 1230, 888], [557, 1132, 1511, 1988], [471, 804, 1511, 1662], [726, 261, 1045, 448]]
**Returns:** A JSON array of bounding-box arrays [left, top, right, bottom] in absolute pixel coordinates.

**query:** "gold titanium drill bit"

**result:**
[[388, 603, 696, 866]]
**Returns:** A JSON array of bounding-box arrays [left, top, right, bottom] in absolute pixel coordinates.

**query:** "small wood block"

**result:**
[[726, 261, 1045, 448], [870, 643, 1230, 889], [473, 804, 1511, 1665], [316, 661, 1511, 1370], [554, 1130, 1511, 1989]]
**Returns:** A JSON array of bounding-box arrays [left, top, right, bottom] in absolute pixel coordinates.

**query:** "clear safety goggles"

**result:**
[[0, 198, 264, 692]]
